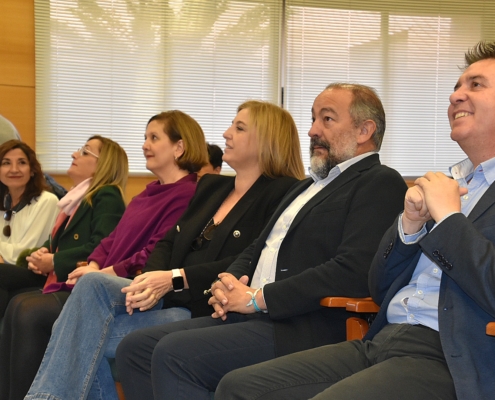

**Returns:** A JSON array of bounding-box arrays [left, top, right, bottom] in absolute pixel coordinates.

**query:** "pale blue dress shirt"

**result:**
[[387, 156, 495, 331]]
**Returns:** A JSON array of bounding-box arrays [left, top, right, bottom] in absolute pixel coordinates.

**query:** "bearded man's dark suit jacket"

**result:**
[[227, 153, 408, 356], [366, 182, 495, 400], [144, 173, 298, 318]]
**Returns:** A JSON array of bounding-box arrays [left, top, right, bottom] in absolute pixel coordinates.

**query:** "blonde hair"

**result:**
[[148, 111, 208, 173], [84, 135, 128, 205], [237, 101, 305, 180]]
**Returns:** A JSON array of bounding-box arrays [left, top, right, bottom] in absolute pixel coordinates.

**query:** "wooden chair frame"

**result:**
[[486, 322, 495, 336], [320, 297, 380, 341]]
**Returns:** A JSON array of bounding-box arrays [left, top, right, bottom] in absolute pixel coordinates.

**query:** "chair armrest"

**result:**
[[345, 298, 380, 313], [320, 297, 379, 313], [320, 297, 353, 308], [486, 322, 495, 336], [320, 297, 380, 341]]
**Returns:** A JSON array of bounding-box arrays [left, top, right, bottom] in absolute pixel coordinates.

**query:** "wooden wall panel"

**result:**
[[0, 0, 35, 87], [0, 86, 35, 148], [0, 0, 36, 150]]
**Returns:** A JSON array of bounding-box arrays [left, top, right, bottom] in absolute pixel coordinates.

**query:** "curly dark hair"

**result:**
[[0, 140, 49, 210]]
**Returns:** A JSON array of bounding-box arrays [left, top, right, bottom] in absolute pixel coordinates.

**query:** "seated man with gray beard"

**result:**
[[115, 83, 409, 400]]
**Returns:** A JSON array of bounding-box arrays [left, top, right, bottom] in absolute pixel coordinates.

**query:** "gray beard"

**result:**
[[310, 144, 358, 179], [310, 154, 332, 179]]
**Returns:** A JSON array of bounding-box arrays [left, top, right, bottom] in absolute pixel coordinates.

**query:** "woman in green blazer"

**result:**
[[0, 135, 128, 400]]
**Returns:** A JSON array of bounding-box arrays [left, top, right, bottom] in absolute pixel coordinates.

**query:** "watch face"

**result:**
[[173, 275, 184, 290]]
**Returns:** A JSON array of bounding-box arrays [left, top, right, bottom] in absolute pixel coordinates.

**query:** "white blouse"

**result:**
[[0, 191, 60, 264]]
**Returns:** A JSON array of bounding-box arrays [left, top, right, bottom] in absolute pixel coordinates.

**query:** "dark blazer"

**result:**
[[144, 174, 298, 317], [44, 185, 126, 281], [227, 154, 408, 356], [367, 182, 495, 400]]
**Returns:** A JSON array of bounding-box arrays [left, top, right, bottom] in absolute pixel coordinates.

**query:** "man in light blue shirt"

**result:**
[[215, 41, 495, 400]]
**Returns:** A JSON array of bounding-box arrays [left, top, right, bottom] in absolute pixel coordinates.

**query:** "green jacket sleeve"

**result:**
[[52, 185, 126, 281]]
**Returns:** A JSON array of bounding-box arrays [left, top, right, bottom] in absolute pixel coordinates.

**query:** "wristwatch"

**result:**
[[172, 269, 184, 292]]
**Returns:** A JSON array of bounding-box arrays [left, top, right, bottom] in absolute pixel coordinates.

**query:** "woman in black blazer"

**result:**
[[26, 100, 305, 400]]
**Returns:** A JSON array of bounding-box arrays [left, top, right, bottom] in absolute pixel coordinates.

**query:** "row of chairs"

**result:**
[[112, 295, 493, 400]]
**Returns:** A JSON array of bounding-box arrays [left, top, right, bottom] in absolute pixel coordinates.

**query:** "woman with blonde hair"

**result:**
[[237, 100, 304, 180], [0, 135, 128, 400], [27, 100, 304, 400]]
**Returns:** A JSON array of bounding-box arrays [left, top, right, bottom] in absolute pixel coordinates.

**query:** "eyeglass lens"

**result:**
[[79, 147, 99, 158], [4, 210, 12, 221], [203, 224, 217, 241], [191, 223, 218, 251]]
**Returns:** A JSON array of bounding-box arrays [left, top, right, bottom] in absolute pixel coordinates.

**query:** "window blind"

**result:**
[[36, 0, 495, 176], [35, 0, 282, 174], [285, 0, 495, 175]]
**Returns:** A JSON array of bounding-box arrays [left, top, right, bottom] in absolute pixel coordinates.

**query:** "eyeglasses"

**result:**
[[3, 209, 12, 237], [77, 147, 99, 159], [191, 219, 218, 251]]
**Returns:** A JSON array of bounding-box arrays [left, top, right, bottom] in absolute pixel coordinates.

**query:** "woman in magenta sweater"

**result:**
[[0, 110, 208, 400], [63, 110, 208, 283]]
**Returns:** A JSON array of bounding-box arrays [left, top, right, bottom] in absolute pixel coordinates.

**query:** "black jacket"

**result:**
[[227, 154, 407, 356], [144, 174, 298, 317]]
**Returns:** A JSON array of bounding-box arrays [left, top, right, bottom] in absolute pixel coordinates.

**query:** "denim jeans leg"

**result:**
[[87, 307, 192, 400], [26, 273, 193, 400], [25, 274, 132, 400]]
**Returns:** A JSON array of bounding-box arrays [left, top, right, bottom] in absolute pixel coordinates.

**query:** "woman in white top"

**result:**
[[0, 140, 59, 311]]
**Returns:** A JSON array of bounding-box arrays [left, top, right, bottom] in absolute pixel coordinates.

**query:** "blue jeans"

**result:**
[[25, 273, 191, 400]]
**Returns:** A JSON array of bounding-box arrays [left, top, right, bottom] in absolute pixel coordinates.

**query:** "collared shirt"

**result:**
[[250, 152, 376, 290], [387, 156, 495, 331]]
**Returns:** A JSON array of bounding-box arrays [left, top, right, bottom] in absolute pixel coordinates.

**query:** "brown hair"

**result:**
[[237, 100, 305, 180], [148, 111, 208, 173], [0, 140, 49, 210]]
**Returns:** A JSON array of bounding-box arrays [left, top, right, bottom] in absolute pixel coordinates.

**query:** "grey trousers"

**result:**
[[216, 324, 457, 400], [116, 313, 276, 400]]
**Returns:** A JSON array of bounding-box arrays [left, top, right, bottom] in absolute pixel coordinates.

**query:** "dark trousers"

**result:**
[[116, 313, 276, 400], [0, 290, 70, 400], [216, 324, 457, 400], [0, 263, 47, 318]]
